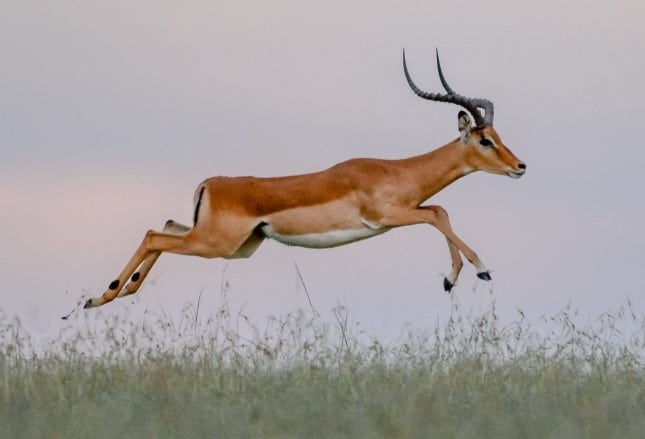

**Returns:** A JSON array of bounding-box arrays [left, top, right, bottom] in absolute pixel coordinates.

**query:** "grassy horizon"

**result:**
[[1, 299, 644, 438]]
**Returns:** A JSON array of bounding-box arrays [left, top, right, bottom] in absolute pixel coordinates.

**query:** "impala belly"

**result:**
[[250, 193, 392, 248], [260, 223, 389, 248]]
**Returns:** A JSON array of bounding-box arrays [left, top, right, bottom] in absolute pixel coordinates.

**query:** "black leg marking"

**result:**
[[477, 271, 492, 281], [254, 221, 269, 236], [443, 277, 454, 293], [109, 279, 120, 290], [131, 272, 141, 282], [193, 186, 205, 226]]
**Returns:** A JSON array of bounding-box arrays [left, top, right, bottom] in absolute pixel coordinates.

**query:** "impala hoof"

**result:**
[[84, 298, 100, 309], [443, 277, 454, 293], [477, 271, 492, 281]]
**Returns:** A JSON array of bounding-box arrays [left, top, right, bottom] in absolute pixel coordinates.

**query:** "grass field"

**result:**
[[1, 299, 644, 438]]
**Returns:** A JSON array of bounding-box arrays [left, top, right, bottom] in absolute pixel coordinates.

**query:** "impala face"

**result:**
[[457, 113, 526, 179], [84, 49, 526, 310]]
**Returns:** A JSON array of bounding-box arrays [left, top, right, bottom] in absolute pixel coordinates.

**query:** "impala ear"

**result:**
[[458, 111, 472, 143]]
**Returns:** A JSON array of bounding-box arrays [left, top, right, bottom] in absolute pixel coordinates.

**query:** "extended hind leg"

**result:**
[[86, 218, 266, 309], [117, 220, 191, 299], [85, 227, 200, 308]]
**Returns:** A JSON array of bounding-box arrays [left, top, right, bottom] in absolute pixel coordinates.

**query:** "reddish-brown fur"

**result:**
[[86, 121, 524, 309]]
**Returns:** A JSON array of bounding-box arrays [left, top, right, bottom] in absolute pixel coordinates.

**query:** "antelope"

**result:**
[[85, 50, 525, 309]]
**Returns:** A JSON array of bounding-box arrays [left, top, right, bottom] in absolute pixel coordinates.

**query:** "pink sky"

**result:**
[[1, 0, 644, 337]]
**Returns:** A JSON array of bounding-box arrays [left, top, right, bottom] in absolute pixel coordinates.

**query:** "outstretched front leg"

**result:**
[[443, 230, 464, 293], [381, 205, 490, 291]]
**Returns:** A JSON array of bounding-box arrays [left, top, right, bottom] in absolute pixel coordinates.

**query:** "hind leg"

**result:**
[[116, 220, 191, 299], [85, 227, 201, 308], [86, 218, 266, 309]]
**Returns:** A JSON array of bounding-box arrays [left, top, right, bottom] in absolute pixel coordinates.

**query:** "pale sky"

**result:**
[[1, 1, 644, 337]]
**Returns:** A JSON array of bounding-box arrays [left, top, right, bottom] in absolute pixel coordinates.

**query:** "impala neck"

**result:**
[[401, 139, 473, 202]]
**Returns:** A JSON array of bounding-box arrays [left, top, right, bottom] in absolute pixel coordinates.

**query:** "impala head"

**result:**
[[403, 49, 526, 179]]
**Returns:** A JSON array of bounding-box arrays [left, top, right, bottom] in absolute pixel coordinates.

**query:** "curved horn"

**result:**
[[435, 48, 457, 96], [402, 49, 495, 126]]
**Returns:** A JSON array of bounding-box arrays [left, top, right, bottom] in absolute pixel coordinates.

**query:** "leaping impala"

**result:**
[[85, 50, 525, 309]]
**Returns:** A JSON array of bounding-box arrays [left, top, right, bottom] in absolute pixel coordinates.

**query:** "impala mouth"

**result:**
[[507, 169, 525, 179]]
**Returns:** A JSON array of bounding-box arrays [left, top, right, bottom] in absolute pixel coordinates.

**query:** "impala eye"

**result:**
[[479, 138, 493, 147]]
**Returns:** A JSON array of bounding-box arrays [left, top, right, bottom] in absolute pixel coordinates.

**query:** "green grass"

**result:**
[[1, 300, 644, 438]]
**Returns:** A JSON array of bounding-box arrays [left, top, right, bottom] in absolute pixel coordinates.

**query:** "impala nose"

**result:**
[[508, 162, 526, 178]]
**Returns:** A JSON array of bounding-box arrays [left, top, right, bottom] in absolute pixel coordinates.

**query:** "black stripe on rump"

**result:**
[[193, 186, 205, 226]]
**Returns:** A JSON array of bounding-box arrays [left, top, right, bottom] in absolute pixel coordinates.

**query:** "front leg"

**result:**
[[380, 205, 490, 290], [443, 227, 464, 292]]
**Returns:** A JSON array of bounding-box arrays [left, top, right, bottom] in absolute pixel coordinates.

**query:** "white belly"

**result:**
[[261, 224, 389, 249]]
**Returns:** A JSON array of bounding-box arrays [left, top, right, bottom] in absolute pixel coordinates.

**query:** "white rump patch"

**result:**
[[261, 223, 389, 249]]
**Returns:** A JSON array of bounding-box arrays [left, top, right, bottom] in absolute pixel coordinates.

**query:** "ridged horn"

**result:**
[[403, 48, 494, 126]]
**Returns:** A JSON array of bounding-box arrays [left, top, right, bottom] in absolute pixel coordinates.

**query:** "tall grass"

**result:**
[[1, 298, 644, 438]]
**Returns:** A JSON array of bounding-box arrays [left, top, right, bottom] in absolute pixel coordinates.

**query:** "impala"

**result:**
[[85, 50, 525, 309]]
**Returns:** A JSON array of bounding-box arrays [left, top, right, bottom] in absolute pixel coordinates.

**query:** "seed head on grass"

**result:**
[[1, 296, 644, 438]]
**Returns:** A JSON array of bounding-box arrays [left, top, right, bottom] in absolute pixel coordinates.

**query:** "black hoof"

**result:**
[[443, 277, 454, 292], [83, 299, 92, 309], [477, 271, 492, 281]]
